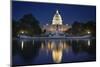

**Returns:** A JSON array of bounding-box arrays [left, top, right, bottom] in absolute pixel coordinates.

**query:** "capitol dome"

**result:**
[[52, 10, 63, 25]]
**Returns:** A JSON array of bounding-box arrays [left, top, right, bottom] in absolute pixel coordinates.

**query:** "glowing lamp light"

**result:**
[[87, 31, 91, 34], [21, 31, 24, 34], [20, 30, 27, 34]]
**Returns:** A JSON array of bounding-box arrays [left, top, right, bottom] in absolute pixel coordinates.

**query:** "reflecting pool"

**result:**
[[12, 38, 96, 66]]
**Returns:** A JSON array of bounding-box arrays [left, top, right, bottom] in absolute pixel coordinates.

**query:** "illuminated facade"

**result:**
[[42, 10, 71, 34]]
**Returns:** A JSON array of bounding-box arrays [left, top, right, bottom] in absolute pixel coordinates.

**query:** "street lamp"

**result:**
[[87, 31, 91, 34], [21, 31, 24, 34]]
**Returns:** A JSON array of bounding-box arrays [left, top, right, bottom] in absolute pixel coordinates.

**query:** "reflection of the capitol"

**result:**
[[19, 39, 92, 63], [41, 40, 72, 63]]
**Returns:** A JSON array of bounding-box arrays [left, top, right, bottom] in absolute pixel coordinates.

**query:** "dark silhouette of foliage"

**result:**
[[12, 13, 42, 37], [69, 20, 96, 36], [12, 13, 96, 37], [12, 20, 20, 37]]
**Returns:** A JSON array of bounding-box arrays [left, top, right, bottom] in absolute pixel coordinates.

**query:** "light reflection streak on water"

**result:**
[[21, 40, 24, 49], [88, 39, 90, 46], [19, 39, 92, 63], [33, 40, 34, 45]]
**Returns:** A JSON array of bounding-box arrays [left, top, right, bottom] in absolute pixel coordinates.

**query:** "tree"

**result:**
[[82, 21, 96, 36], [12, 20, 20, 37], [18, 13, 42, 36], [71, 21, 83, 35]]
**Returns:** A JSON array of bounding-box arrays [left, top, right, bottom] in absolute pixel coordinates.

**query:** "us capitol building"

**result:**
[[42, 10, 71, 35]]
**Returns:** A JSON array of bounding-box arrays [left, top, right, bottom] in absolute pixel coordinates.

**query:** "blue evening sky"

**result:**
[[12, 1, 96, 25]]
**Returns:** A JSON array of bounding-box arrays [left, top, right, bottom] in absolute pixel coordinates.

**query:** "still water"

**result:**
[[12, 39, 96, 66]]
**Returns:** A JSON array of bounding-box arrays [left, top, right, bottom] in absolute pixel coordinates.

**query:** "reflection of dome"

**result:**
[[52, 10, 62, 25], [52, 49, 62, 63]]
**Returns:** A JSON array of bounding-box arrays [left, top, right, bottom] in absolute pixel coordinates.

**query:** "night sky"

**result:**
[[12, 1, 96, 25]]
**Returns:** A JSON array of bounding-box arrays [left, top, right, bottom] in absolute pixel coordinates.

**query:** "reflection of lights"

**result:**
[[46, 49, 49, 55], [48, 44, 51, 50], [63, 44, 66, 49], [48, 41, 55, 50], [40, 40, 71, 63], [52, 49, 62, 63], [46, 40, 70, 51], [21, 40, 24, 49], [41, 43, 44, 49], [88, 40, 91, 46], [33, 40, 34, 45], [59, 41, 63, 49], [51, 44, 54, 49]]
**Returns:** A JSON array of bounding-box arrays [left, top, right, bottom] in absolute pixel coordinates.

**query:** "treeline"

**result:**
[[12, 14, 42, 37], [66, 21, 96, 36], [12, 13, 96, 37]]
